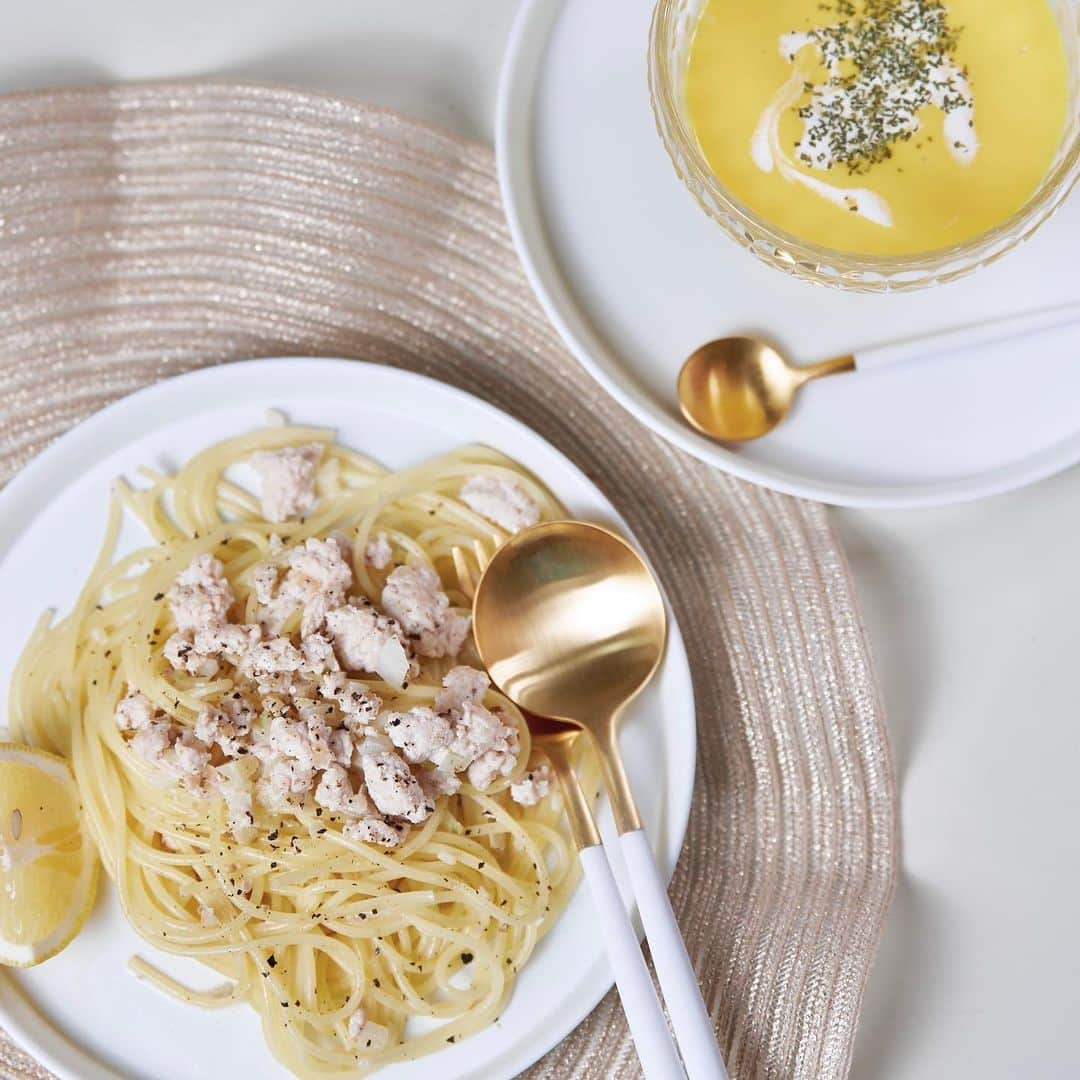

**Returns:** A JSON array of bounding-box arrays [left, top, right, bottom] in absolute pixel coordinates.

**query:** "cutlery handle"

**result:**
[[854, 302, 1080, 373], [579, 844, 687, 1079], [619, 829, 728, 1080]]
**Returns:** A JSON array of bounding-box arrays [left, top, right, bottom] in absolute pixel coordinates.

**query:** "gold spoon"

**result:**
[[523, 712, 599, 852], [474, 521, 727, 1080], [677, 337, 853, 441], [523, 712, 684, 1078], [679, 305, 1080, 442]]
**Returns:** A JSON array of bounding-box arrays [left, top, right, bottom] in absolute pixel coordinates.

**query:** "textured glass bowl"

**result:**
[[648, 0, 1080, 292]]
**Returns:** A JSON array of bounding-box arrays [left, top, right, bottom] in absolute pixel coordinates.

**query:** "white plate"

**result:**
[[496, 0, 1080, 509], [0, 358, 696, 1080]]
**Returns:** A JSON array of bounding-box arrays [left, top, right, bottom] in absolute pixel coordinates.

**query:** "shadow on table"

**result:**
[[831, 509, 949, 1077], [832, 507, 939, 780], [222, 32, 494, 145], [0, 58, 112, 95], [849, 871, 953, 1079]]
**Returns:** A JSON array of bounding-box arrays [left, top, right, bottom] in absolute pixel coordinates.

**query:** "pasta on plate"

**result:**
[[10, 423, 597, 1078]]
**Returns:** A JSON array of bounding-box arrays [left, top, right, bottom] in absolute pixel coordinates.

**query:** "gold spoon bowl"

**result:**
[[474, 520, 664, 833], [678, 336, 854, 442]]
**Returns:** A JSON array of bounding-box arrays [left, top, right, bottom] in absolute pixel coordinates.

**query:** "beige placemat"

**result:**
[[0, 82, 896, 1080]]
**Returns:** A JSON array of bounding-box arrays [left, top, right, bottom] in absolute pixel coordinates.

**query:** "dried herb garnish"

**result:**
[[788, 0, 973, 174]]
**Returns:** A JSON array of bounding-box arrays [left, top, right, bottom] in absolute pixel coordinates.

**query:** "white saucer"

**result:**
[[0, 359, 696, 1080], [496, 0, 1080, 508]]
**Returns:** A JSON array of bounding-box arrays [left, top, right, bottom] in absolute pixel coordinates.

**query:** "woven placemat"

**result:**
[[0, 82, 896, 1080]]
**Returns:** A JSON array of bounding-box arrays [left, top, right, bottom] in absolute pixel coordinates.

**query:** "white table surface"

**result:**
[[3, 4, 1078, 1078]]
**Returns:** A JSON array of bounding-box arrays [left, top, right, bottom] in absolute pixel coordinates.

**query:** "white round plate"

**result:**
[[497, 0, 1080, 509], [0, 358, 696, 1080]]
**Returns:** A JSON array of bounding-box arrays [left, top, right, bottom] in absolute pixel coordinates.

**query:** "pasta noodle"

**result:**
[[9, 425, 598, 1078]]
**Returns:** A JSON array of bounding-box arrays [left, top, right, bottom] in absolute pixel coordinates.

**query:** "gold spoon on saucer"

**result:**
[[677, 337, 853, 441], [679, 304, 1080, 442], [474, 521, 727, 1080]]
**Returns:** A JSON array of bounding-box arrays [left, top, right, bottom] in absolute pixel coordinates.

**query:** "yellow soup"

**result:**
[[685, 0, 1070, 254]]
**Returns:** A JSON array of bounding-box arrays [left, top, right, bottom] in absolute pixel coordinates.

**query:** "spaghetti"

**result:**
[[10, 424, 594, 1077]]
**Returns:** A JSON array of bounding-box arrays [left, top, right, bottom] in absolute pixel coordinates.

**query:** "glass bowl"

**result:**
[[648, 0, 1080, 292]]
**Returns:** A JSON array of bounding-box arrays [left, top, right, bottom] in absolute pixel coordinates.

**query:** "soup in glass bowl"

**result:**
[[649, 0, 1080, 290]]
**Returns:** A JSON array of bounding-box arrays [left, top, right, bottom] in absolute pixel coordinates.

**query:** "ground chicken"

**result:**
[[320, 673, 382, 730], [359, 735, 432, 823], [252, 563, 278, 605], [130, 719, 174, 763], [364, 533, 393, 570], [258, 757, 316, 810], [195, 623, 262, 659], [301, 632, 340, 675], [419, 766, 462, 799], [343, 818, 409, 848], [163, 633, 220, 678], [194, 702, 252, 758], [381, 564, 470, 658], [239, 637, 306, 679], [510, 762, 555, 806], [115, 691, 157, 732], [383, 706, 452, 764], [250, 444, 323, 523], [314, 763, 369, 817], [434, 666, 489, 713], [325, 603, 412, 686], [459, 475, 541, 534], [259, 536, 353, 636], [328, 728, 354, 766], [166, 554, 234, 635]]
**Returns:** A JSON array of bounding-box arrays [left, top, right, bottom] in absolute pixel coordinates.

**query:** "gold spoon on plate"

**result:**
[[474, 521, 727, 1080], [678, 304, 1080, 442], [522, 713, 598, 856]]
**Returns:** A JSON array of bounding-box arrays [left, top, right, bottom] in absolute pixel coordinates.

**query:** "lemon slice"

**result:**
[[0, 742, 98, 967]]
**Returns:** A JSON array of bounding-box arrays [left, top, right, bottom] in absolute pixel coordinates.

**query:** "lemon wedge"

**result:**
[[0, 743, 98, 967]]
